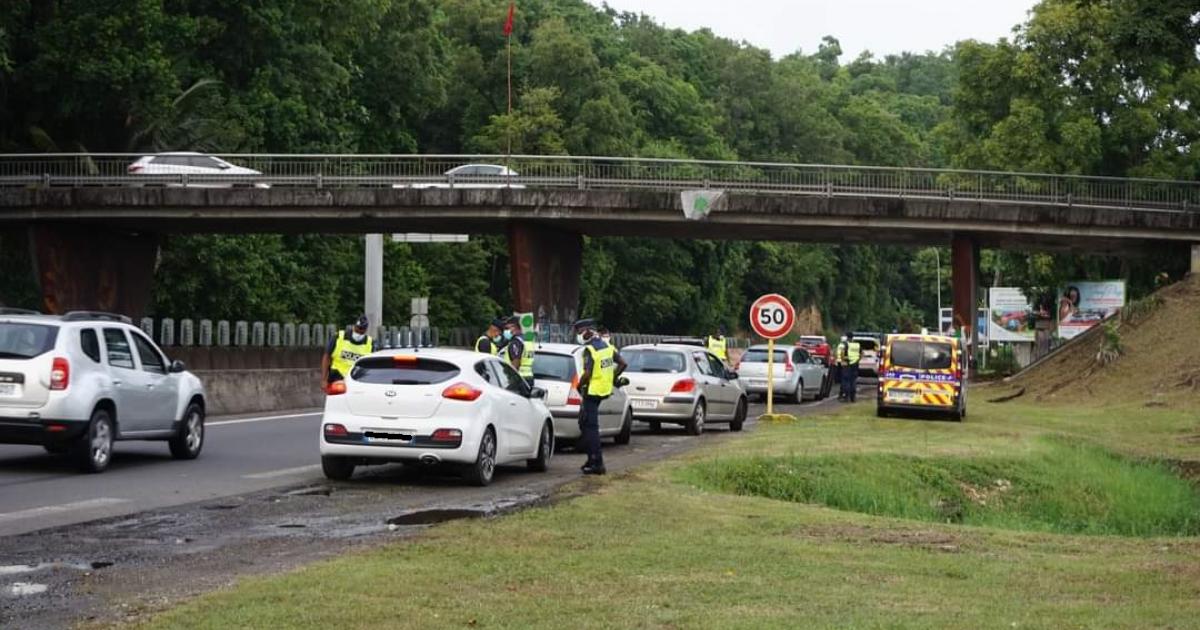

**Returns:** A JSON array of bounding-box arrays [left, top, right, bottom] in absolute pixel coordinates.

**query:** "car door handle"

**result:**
[[112, 379, 122, 386], [146, 384, 156, 389]]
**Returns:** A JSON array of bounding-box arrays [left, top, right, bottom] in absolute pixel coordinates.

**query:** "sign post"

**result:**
[[749, 293, 796, 417]]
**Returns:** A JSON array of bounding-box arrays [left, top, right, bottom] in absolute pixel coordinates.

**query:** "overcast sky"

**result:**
[[587, 0, 1040, 59]]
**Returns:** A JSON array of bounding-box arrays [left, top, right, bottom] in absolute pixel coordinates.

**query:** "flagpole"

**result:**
[[505, 3, 513, 167]]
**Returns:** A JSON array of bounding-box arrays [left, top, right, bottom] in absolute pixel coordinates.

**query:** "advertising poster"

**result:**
[[1057, 281, 1126, 339], [988, 288, 1035, 342]]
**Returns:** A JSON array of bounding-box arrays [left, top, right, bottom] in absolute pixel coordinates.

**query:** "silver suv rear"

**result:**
[[0, 310, 207, 472]]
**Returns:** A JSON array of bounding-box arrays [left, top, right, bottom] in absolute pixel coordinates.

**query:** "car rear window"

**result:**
[[623, 349, 686, 373], [0, 323, 59, 359], [888, 341, 953, 370], [351, 356, 460, 385], [742, 349, 788, 364], [532, 352, 575, 382]]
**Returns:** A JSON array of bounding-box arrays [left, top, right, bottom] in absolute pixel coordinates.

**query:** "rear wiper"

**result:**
[[390, 379, 425, 385], [638, 368, 672, 373]]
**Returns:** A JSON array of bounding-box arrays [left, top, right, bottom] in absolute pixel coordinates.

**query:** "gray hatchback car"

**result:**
[[620, 344, 747, 435]]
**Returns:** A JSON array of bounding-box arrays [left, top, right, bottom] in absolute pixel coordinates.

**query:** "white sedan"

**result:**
[[531, 343, 633, 446], [127, 152, 269, 188], [319, 349, 554, 486], [394, 164, 525, 189]]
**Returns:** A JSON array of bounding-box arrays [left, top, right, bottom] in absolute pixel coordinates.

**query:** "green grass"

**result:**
[[130, 394, 1200, 630], [678, 438, 1200, 536]]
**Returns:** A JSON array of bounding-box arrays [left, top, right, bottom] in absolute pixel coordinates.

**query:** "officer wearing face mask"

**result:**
[[322, 315, 375, 387], [501, 316, 525, 373], [475, 318, 506, 355], [573, 318, 627, 475]]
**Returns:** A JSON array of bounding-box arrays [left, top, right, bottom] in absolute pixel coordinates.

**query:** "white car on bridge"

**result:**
[[394, 164, 525, 189], [318, 348, 554, 486], [127, 152, 269, 188]]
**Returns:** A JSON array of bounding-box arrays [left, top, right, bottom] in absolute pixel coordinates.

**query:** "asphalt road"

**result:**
[[0, 391, 861, 628]]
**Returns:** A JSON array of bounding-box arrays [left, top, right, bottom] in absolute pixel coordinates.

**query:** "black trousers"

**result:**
[[578, 395, 604, 466]]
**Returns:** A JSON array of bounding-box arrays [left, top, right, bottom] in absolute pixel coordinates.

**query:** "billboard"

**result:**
[[988, 288, 1035, 342], [1057, 281, 1126, 339]]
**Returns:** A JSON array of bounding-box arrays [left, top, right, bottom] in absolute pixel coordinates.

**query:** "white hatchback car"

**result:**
[[0, 310, 207, 472], [319, 348, 554, 486], [531, 342, 633, 446], [127, 152, 269, 187], [395, 164, 525, 189]]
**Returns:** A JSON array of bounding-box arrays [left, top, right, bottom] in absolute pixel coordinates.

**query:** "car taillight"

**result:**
[[669, 378, 695, 393], [326, 381, 347, 395], [785, 362, 794, 373], [431, 428, 462, 443], [127, 164, 143, 173], [324, 423, 348, 437], [442, 382, 483, 401], [50, 357, 69, 391], [567, 388, 582, 406]]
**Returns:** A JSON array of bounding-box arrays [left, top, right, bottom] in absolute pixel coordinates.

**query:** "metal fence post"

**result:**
[[199, 319, 213, 347], [179, 319, 194, 347], [234, 321, 248, 346], [252, 321, 265, 346], [217, 321, 231, 346], [160, 318, 175, 347]]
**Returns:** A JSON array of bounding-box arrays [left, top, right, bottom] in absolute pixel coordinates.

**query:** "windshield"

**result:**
[[623, 349, 686, 373], [532, 352, 575, 382], [350, 356, 460, 385], [0, 323, 59, 359], [742, 349, 788, 364], [888, 341, 953, 370]]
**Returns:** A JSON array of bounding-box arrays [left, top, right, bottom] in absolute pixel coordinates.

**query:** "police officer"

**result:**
[[707, 326, 728, 363], [322, 315, 374, 386], [501, 316, 527, 375], [837, 334, 861, 403], [574, 318, 626, 475], [475, 318, 506, 355]]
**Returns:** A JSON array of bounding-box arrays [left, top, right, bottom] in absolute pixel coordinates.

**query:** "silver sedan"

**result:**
[[735, 345, 829, 402], [620, 344, 748, 435]]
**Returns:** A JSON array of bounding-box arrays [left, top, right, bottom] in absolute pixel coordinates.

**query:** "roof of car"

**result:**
[[371, 348, 496, 361], [624, 343, 698, 353], [155, 151, 206, 156], [533, 342, 583, 355], [748, 344, 794, 350]]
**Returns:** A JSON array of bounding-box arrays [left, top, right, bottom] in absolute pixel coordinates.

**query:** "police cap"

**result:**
[[489, 317, 507, 329], [354, 315, 369, 329], [572, 318, 597, 331]]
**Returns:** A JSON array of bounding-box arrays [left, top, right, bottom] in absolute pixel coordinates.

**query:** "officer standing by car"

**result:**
[[707, 325, 729, 364], [322, 315, 375, 386], [501, 316, 528, 375], [475, 318, 505, 355], [574, 318, 626, 475], [836, 334, 861, 402]]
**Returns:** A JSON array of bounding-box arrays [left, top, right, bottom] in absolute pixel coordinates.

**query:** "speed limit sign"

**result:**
[[749, 293, 795, 340]]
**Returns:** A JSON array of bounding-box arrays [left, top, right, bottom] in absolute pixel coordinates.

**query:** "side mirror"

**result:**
[[169, 359, 186, 373], [616, 376, 630, 388], [529, 386, 547, 399], [218, 163, 232, 170], [726, 370, 738, 380]]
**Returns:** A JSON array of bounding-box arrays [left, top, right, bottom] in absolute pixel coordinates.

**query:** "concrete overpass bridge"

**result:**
[[3, 153, 1198, 340]]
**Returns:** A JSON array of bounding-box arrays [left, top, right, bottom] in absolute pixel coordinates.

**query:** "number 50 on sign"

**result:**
[[748, 294, 795, 416]]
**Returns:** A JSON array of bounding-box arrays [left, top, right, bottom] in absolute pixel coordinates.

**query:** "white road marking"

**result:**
[[207, 412, 320, 427], [0, 498, 130, 524], [242, 464, 322, 480]]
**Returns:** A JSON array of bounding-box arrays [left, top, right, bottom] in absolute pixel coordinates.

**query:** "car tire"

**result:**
[[73, 408, 114, 474], [649, 421, 662, 433], [321, 455, 355, 481], [464, 427, 497, 487], [527, 422, 553, 472], [614, 409, 633, 445], [730, 398, 746, 432], [168, 402, 205, 460], [876, 405, 889, 418], [793, 379, 805, 403], [686, 401, 706, 436]]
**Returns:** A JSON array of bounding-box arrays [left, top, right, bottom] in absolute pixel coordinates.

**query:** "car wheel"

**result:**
[[686, 401, 706, 436], [730, 398, 746, 432], [614, 409, 633, 445], [321, 455, 355, 481], [649, 421, 662, 433], [464, 427, 497, 486], [793, 379, 805, 403], [876, 405, 889, 418], [527, 422, 554, 472], [73, 408, 114, 473], [168, 402, 205, 460]]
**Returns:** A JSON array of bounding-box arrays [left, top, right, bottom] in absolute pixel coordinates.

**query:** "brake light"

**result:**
[[785, 362, 794, 373], [127, 164, 143, 173], [326, 381, 347, 395], [669, 378, 695, 393], [50, 357, 69, 391], [431, 428, 462, 443], [46, 423, 68, 433], [393, 355, 417, 364], [567, 388, 582, 406], [442, 382, 483, 402], [324, 423, 348, 437]]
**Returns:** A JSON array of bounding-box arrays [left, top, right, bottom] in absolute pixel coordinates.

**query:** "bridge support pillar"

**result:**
[[508, 223, 582, 330], [29, 225, 160, 317], [951, 235, 980, 372], [1192, 244, 1200, 275]]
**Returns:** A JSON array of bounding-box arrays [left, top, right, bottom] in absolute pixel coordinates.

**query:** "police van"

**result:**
[[876, 334, 966, 421]]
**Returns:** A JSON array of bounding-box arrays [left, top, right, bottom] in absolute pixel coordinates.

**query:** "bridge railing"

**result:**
[[0, 153, 1196, 212]]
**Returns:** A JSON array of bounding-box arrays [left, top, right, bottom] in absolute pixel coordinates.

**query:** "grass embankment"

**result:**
[[136, 397, 1200, 630]]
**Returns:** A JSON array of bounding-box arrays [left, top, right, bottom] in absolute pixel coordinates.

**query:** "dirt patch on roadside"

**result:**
[[794, 523, 962, 552]]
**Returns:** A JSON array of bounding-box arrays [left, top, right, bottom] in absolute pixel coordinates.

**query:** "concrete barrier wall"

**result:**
[[172, 347, 323, 371], [196, 369, 323, 417]]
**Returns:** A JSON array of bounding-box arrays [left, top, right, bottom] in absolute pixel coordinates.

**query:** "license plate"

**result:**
[[364, 429, 415, 443], [748, 379, 767, 387], [0, 383, 19, 397], [888, 390, 916, 402], [631, 399, 658, 410]]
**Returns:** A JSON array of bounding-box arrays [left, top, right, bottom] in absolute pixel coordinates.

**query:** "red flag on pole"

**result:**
[[503, 2, 515, 36]]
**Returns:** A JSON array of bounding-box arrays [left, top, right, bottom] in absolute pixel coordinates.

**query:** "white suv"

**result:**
[[0, 310, 207, 472]]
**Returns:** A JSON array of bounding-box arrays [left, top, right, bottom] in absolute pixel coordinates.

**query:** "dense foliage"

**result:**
[[1, 0, 1195, 332]]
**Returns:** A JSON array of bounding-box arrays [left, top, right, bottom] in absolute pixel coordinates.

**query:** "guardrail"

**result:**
[[1, 153, 1197, 213]]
